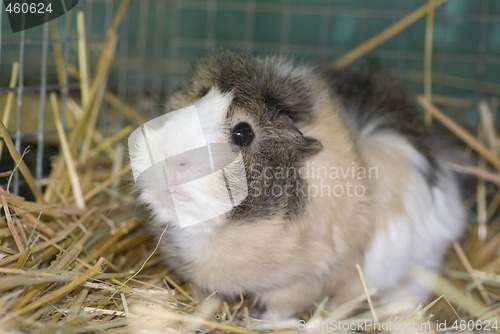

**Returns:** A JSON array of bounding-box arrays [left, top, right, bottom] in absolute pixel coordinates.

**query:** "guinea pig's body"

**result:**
[[129, 52, 467, 320]]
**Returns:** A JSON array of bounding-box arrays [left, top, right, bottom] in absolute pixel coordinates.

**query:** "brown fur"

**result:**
[[135, 51, 466, 320]]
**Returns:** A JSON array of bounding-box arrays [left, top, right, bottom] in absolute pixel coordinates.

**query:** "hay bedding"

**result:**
[[0, 0, 499, 333]]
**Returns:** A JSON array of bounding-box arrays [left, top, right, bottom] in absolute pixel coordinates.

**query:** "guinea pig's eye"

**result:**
[[231, 122, 254, 147]]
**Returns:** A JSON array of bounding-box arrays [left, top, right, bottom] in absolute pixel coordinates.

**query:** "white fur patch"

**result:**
[[128, 87, 249, 228], [361, 131, 466, 304]]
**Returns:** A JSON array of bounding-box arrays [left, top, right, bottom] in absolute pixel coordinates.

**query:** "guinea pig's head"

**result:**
[[129, 52, 323, 228]]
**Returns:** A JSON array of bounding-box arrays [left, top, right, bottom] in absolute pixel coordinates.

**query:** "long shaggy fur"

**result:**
[[130, 51, 467, 320]]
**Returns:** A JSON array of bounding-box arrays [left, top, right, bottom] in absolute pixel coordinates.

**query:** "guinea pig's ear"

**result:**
[[301, 136, 323, 158], [280, 115, 323, 157], [263, 91, 314, 125]]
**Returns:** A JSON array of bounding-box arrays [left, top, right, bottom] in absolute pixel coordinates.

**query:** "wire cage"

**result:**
[[1, 0, 499, 197], [0, 0, 499, 333]]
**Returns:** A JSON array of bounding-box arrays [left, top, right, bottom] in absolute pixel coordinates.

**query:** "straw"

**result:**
[[83, 166, 131, 202], [110, 0, 131, 32], [0, 62, 19, 159], [106, 92, 148, 124], [406, 70, 500, 96], [414, 267, 486, 319], [77, 11, 90, 108], [424, 0, 437, 126], [1, 194, 25, 252], [79, 31, 118, 163], [50, 93, 86, 209], [88, 125, 133, 158], [14, 258, 104, 316], [0, 121, 44, 202], [77, 0, 129, 162], [431, 95, 474, 108], [356, 264, 379, 323], [449, 164, 500, 185], [50, 21, 66, 87], [333, 0, 447, 68], [453, 243, 492, 305], [417, 97, 500, 169], [478, 101, 498, 156], [131, 304, 253, 334]]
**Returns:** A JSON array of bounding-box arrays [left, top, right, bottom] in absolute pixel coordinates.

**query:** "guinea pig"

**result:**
[[128, 51, 467, 321]]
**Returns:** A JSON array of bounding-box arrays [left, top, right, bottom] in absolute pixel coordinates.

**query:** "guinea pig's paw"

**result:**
[[253, 312, 300, 330], [255, 299, 299, 326], [380, 281, 429, 315], [260, 309, 297, 322], [257, 281, 324, 323]]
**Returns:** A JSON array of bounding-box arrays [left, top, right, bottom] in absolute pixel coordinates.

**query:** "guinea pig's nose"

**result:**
[[170, 156, 190, 172], [178, 159, 190, 171]]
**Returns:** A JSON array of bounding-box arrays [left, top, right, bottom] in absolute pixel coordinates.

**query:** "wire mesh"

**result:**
[[0, 0, 499, 197]]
